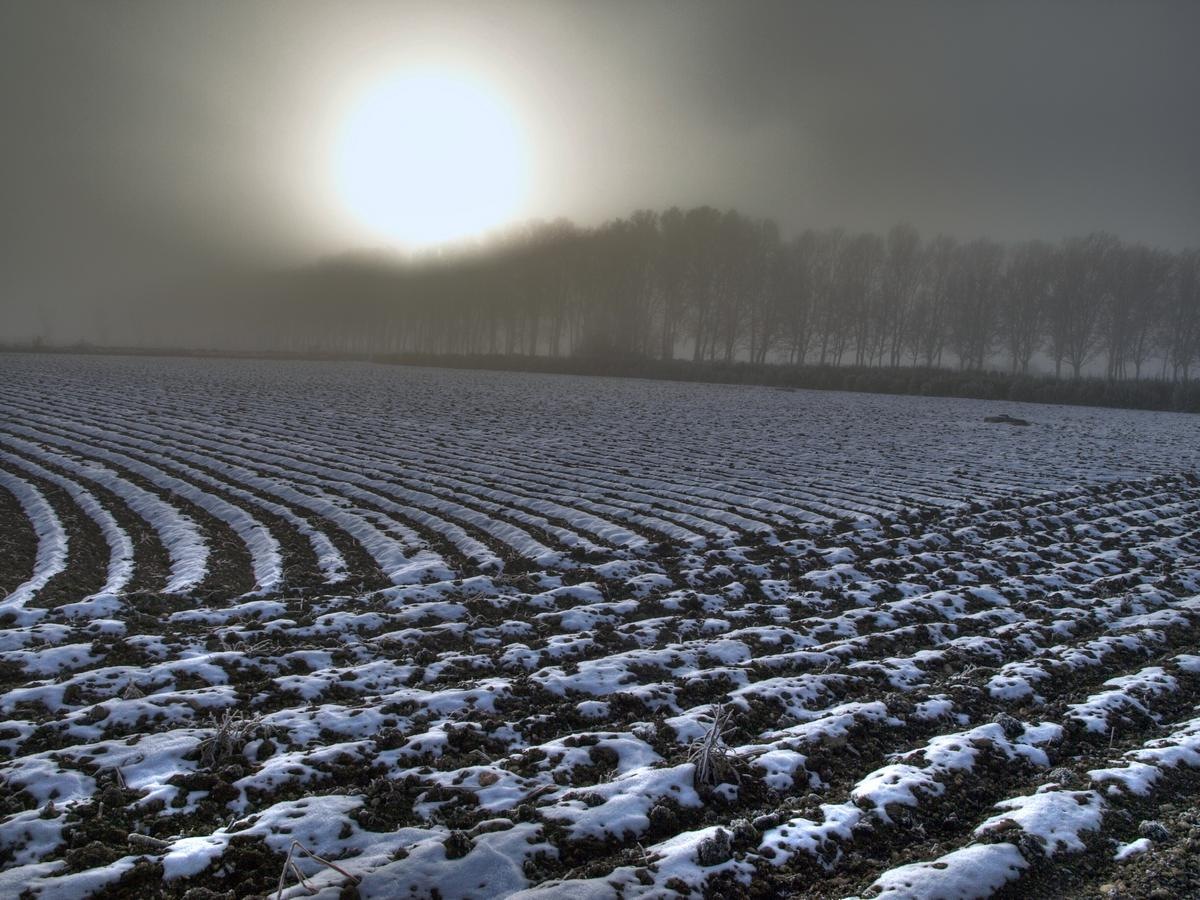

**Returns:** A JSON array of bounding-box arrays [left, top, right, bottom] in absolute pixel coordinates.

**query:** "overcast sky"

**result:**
[[3, 0, 1199, 319]]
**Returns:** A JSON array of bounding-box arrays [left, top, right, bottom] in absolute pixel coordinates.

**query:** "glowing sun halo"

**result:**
[[334, 71, 528, 247]]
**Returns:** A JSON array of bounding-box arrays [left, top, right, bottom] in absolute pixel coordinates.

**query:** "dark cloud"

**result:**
[[2, 0, 1198, 336]]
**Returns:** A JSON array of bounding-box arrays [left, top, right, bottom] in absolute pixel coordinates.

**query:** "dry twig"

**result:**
[[275, 839, 361, 899], [688, 703, 742, 788], [198, 710, 276, 768]]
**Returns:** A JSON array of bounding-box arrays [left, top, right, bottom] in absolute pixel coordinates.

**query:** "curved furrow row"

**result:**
[[0, 396, 436, 585], [133, 412, 662, 555], [0, 464, 68, 625], [0, 450, 134, 600], [0, 403, 435, 586], [0, 434, 208, 594], [5, 396, 552, 573], [0, 384, 667, 547], [6, 380, 928, 531], [188, 403, 788, 537], [1, 424, 281, 594], [1, 412, 347, 587], [164, 408, 759, 546], [0, 367, 1180, 542]]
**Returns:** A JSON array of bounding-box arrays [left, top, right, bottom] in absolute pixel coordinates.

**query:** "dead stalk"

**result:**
[[689, 703, 742, 788], [275, 839, 361, 899]]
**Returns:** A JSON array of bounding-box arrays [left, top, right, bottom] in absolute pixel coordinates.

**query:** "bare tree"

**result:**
[[811, 229, 847, 365], [1000, 240, 1053, 374], [949, 239, 1004, 371], [780, 231, 818, 364], [1103, 243, 1168, 380], [1164, 250, 1200, 381], [879, 223, 923, 367], [1045, 233, 1118, 379], [907, 235, 957, 367], [842, 233, 884, 367]]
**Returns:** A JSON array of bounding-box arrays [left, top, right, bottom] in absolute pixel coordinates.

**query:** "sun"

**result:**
[[333, 70, 528, 248]]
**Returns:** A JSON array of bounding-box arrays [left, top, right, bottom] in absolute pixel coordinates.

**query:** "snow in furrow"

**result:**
[[0, 433, 208, 593], [251, 428, 646, 554], [0, 449, 134, 599], [5, 412, 348, 585], [0, 465, 68, 625], [5, 423, 282, 594], [85, 431, 437, 584], [131, 422, 536, 570]]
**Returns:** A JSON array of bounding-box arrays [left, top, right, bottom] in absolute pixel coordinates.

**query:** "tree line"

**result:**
[[71, 208, 1199, 386], [240, 208, 1198, 382]]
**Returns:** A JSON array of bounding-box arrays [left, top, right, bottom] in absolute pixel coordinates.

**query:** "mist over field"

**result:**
[[2, 2, 1200, 899], [2, 0, 1199, 388]]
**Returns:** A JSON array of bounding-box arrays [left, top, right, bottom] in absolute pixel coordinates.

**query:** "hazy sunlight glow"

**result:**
[[335, 71, 527, 247]]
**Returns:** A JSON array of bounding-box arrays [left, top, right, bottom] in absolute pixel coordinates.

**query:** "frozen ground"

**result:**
[[1, 353, 1199, 899]]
